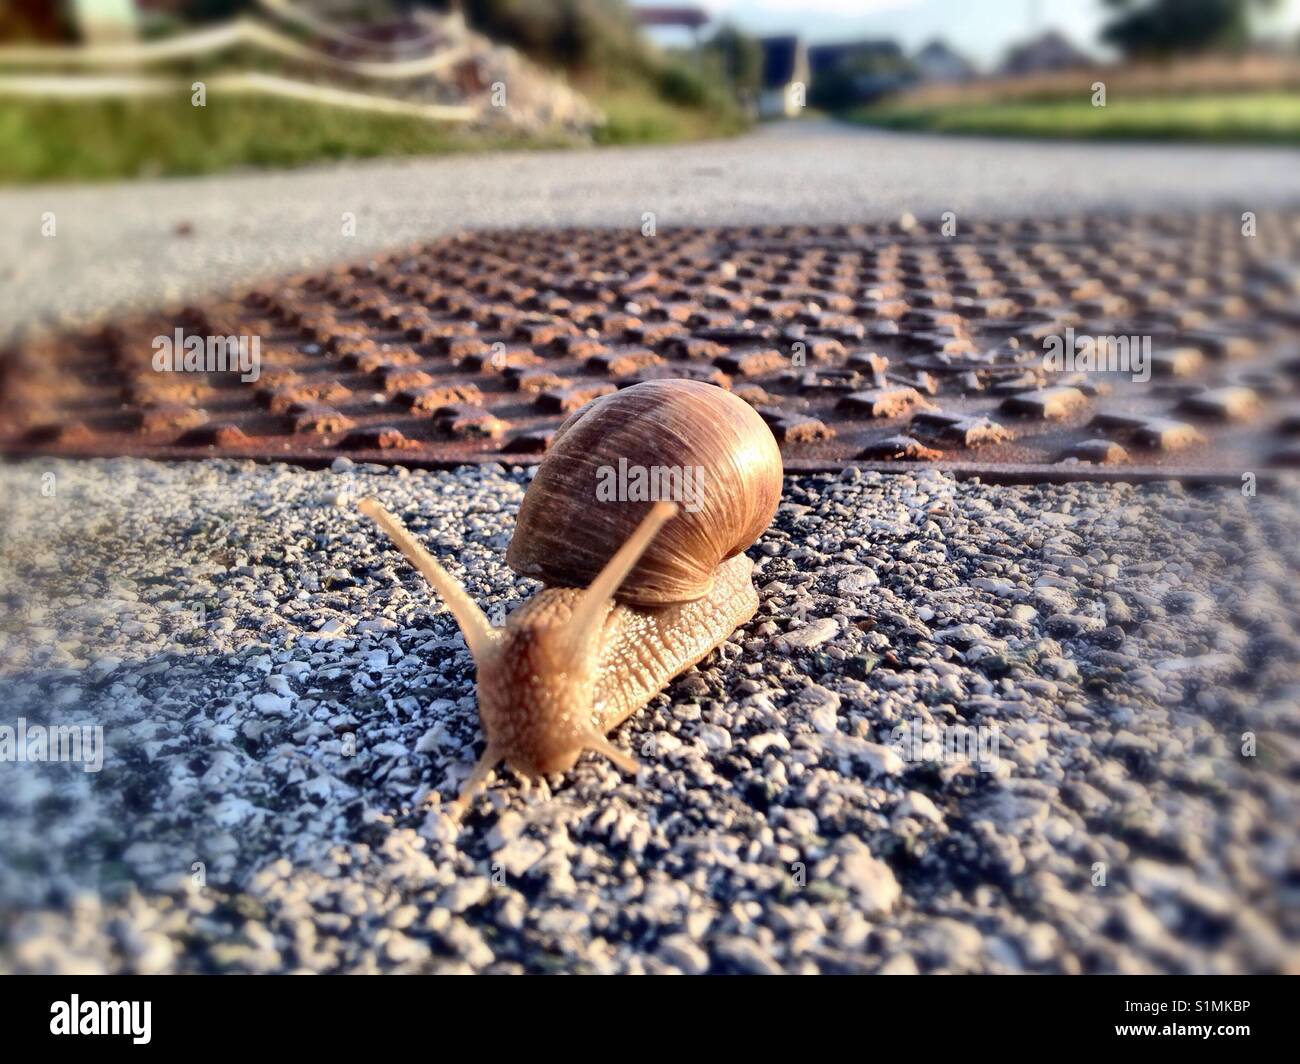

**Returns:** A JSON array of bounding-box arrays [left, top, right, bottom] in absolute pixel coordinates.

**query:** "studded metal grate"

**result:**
[[3, 213, 1299, 482]]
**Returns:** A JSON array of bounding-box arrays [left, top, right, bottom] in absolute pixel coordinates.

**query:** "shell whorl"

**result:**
[[506, 379, 783, 606]]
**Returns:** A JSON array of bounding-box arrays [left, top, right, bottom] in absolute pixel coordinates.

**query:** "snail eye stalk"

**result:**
[[562, 501, 678, 660], [357, 498, 499, 664]]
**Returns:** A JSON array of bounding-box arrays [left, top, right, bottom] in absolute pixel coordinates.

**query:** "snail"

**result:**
[[358, 378, 783, 818]]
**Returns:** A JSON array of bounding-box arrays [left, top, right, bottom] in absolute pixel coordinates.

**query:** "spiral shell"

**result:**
[[506, 379, 783, 606]]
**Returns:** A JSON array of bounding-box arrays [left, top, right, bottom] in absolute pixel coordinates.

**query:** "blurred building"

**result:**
[[913, 38, 975, 83], [631, 4, 710, 51], [999, 29, 1090, 76], [633, 6, 709, 31], [758, 34, 808, 118]]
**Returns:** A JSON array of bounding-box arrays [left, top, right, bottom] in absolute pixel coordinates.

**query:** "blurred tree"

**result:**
[[702, 22, 762, 96], [459, 0, 649, 76], [653, 62, 705, 106], [1101, 0, 1281, 56], [809, 44, 912, 111]]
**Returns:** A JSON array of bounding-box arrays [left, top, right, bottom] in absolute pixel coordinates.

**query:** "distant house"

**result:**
[[999, 30, 1090, 77], [632, 5, 711, 32], [758, 35, 809, 118], [913, 39, 975, 83]]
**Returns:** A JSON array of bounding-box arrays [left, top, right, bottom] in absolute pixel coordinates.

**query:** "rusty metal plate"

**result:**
[[3, 213, 1299, 482]]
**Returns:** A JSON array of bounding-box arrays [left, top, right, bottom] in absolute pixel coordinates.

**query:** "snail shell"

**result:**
[[506, 379, 783, 606]]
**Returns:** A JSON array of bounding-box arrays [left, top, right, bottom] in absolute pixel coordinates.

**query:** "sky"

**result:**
[[649, 0, 1300, 69]]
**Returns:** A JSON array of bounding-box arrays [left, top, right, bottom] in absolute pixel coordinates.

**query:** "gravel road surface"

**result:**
[[3, 120, 1298, 343], [2, 458, 1296, 974]]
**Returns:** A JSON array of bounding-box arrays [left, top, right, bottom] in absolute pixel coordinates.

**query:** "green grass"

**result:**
[[848, 92, 1300, 145], [0, 72, 750, 183], [0, 95, 584, 184], [592, 86, 749, 146]]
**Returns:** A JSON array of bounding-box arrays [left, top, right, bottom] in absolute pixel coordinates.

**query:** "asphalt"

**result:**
[[2, 122, 1298, 975], [2, 120, 1298, 343], [1, 459, 1297, 973]]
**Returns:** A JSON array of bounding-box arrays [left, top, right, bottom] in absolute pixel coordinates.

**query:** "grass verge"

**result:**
[[591, 86, 750, 145], [0, 95, 585, 184], [848, 92, 1300, 145], [0, 66, 751, 184]]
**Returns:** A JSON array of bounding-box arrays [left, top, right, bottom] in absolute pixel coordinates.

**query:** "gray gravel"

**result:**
[[3, 119, 1298, 343], [1, 458, 1297, 974]]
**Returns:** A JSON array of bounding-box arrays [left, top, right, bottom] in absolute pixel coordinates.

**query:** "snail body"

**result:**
[[359, 379, 782, 817]]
